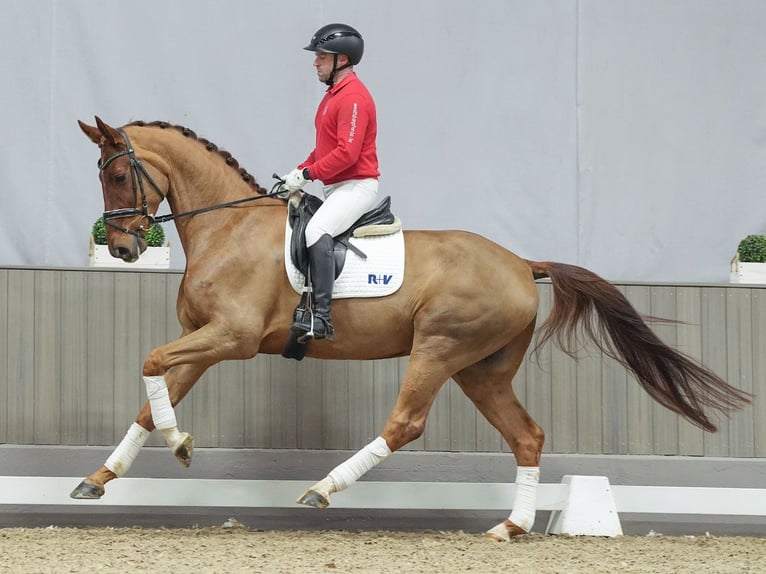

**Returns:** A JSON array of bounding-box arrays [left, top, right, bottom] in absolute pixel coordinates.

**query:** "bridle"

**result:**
[[98, 128, 166, 240], [97, 128, 287, 240]]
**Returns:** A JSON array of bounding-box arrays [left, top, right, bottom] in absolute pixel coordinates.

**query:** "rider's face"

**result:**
[[313, 52, 349, 83]]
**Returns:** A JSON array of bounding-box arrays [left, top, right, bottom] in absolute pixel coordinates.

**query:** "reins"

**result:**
[[153, 176, 287, 224], [99, 128, 286, 236]]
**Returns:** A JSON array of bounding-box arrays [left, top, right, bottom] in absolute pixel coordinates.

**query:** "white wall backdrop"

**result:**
[[1, 0, 764, 281]]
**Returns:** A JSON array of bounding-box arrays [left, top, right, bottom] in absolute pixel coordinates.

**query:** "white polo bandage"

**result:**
[[508, 466, 540, 533], [144, 375, 177, 430], [105, 422, 150, 477], [328, 436, 392, 491], [144, 375, 188, 449]]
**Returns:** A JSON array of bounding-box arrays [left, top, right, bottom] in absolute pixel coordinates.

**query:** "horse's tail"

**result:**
[[526, 260, 752, 432]]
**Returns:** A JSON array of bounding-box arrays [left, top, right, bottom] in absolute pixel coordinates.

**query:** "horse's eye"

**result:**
[[115, 173, 128, 184]]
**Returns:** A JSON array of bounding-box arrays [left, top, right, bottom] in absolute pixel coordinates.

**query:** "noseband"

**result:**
[[98, 129, 166, 239]]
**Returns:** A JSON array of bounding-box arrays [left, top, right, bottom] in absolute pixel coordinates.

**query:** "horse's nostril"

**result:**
[[114, 246, 133, 260]]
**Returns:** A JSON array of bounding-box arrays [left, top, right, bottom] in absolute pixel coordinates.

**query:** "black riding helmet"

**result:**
[[303, 23, 364, 86]]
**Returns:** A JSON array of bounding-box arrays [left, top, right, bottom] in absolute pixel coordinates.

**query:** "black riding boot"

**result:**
[[292, 234, 335, 340]]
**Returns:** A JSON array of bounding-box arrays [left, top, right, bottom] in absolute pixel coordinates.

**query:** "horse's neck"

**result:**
[[128, 127, 284, 264], [152, 138, 283, 263], [165, 153, 240, 215]]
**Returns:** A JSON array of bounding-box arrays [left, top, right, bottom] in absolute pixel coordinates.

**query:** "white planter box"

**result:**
[[89, 237, 170, 269], [729, 254, 766, 284]]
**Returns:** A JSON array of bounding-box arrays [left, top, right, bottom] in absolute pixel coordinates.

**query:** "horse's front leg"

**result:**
[[71, 323, 253, 500], [70, 361, 207, 499], [140, 372, 195, 468]]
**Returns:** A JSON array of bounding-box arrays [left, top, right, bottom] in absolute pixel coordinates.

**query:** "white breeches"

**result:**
[[305, 178, 380, 246]]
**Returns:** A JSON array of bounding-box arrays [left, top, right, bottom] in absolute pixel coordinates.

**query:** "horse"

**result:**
[[72, 117, 751, 540]]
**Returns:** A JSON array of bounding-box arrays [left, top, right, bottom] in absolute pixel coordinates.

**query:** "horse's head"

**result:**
[[79, 117, 169, 262]]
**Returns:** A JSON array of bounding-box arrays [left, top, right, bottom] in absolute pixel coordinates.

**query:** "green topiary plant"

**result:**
[[92, 217, 166, 247], [737, 235, 766, 263], [144, 222, 166, 247], [92, 217, 108, 245]]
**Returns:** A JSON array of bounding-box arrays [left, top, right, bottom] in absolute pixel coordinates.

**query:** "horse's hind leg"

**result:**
[[452, 323, 545, 540], [297, 348, 454, 509], [70, 362, 207, 499]]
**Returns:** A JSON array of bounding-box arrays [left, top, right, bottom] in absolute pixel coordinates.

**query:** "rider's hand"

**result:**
[[282, 168, 309, 192]]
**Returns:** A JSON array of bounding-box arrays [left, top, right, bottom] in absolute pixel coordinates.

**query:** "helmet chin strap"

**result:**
[[325, 54, 352, 86]]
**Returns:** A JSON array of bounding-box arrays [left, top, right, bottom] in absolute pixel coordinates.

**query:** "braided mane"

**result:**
[[128, 120, 269, 195]]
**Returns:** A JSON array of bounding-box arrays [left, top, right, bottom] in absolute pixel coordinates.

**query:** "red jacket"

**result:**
[[299, 73, 380, 185]]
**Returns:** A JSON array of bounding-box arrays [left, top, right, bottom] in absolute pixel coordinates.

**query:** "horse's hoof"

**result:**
[[174, 433, 194, 468], [296, 489, 330, 509], [485, 519, 527, 541], [70, 480, 105, 500]]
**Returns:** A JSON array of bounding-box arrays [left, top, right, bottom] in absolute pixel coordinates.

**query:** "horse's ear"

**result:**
[[94, 116, 121, 146], [78, 120, 102, 145]]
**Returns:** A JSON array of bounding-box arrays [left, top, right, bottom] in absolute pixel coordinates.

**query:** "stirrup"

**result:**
[[292, 312, 334, 342]]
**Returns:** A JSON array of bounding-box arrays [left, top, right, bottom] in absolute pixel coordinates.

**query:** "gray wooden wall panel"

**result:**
[[727, 289, 756, 457], [113, 273, 143, 442], [0, 267, 763, 460], [295, 359, 323, 450], [702, 288, 729, 456], [551, 343, 578, 453], [7, 270, 35, 444], [348, 361, 375, 447], [60, 271, 89, 445], [754, 290, 766, 457], [0, 270, 8, 444], [33, 270, 60, 444], [323, 360, 349, 449], [85, 272, 115, 445], [217, 360, 246, 448], [576, 347, 602, 454]]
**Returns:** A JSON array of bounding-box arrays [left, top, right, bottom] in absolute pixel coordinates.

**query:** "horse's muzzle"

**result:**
[[110, 236, 146, 263]]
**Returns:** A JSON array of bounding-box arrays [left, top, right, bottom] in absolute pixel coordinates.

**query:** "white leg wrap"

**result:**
[[328, 436, 392, 492], [104, 423, 150, 477], [508, 466, 540, 533], [144, 375, 184, 448], [144, 375, 177, 429]]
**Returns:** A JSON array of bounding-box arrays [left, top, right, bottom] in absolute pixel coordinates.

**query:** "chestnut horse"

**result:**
[[73, 117, 750, 540]]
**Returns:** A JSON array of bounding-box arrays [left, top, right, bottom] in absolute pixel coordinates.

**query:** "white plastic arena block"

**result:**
[[545, 475, 623, 537]]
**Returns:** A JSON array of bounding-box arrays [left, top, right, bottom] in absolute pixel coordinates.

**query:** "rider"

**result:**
[[280, 23, 381, 341]]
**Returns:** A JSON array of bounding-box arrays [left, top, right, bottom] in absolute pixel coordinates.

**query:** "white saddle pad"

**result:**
[[284, 219, 405, 299]]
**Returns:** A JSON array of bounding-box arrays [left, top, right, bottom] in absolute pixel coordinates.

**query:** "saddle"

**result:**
[[283, 192, 401, 361], [287, 193, 399, 279]]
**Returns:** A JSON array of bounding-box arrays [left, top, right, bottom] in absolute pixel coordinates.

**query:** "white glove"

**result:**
[[282, 168, 310, 192]]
